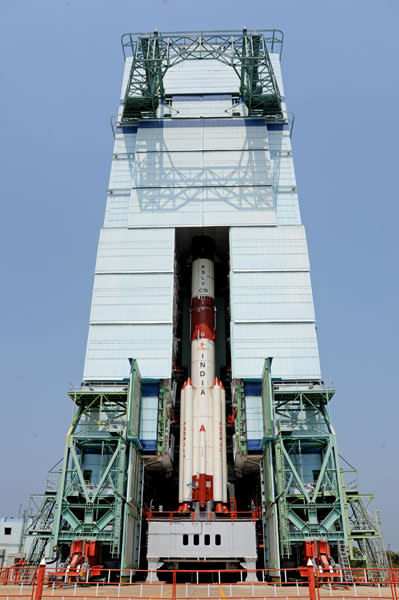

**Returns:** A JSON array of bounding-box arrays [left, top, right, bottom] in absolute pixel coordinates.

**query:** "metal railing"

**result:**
[[1, 565, 399, 600], [146, 508, 261, 521]]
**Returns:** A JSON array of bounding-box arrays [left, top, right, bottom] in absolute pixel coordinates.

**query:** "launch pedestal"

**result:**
[[146, 518, 257, 580]]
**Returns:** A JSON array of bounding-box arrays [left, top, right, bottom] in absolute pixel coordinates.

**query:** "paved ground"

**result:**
[[0, 582, 397, 600]]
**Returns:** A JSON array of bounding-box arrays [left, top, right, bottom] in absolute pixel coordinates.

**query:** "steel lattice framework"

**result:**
[[47, 388, 143, 568], [120, 29, 284, 119]]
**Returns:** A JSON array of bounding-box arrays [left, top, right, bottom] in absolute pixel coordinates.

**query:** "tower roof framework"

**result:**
[[121, 29, 284, 120]]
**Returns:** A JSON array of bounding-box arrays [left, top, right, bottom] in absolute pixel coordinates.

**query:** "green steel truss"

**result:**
[[48, 387, 143, 567], [341, 466, 388, 569], [120, 29, 283, 120], [255, 362, 388, 569], [25, 492, 56, 565], [240, 359, 349, 565], [29, 364, 173, 567], [272, 385, 346, 558]]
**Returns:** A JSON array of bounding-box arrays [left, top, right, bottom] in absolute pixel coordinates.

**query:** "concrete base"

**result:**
[[146, 560, 163, 582], [241, 559, 257, 581]]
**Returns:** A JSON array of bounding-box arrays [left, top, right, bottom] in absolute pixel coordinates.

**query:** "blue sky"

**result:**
[[1, 0, 398, 548]]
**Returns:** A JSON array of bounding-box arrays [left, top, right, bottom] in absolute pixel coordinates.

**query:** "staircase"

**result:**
[[274, 439, 290, 559], [26, 494, 56, 565], [337, 540, 354, 582]]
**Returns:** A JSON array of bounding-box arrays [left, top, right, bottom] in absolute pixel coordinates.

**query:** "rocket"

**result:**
[[178, 237, 227, 513]]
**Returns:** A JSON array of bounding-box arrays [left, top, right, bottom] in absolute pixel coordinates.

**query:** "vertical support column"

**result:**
[[307, 562, 317, 600], [34, 560, 46, 600], [261, 358, 280, 572]]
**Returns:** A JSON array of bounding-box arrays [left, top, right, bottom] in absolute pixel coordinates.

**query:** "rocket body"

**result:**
[[179, 239, 227, 508]]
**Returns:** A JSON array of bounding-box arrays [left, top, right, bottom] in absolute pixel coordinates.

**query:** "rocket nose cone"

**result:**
[[213, 377, 219, 386], [186, 377, 192, 387], [200, 424, 205, 432]]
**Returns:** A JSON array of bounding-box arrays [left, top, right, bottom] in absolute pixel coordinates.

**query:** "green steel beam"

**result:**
[[287, 509, 309, 533], [235, 386, 248, 452], [157, 385, 167, 452], [92, 440, 124, 503], [262, 358, 273, 441], [128, 360, 142, 447], [93, 508, 116, 532], [281, 442, 311, 503], [311, 438, 333, 501], [122, 30, 285, 60], [61, 507, 82, 531], [69, 444, 91, 503], [320, 507, 342, 532]]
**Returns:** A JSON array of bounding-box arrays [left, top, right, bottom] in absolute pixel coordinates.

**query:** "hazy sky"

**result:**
[[1, 0, 398, 549]]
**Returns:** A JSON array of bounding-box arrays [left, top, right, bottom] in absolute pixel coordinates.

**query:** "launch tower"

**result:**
[[26, 29, 387, 578]]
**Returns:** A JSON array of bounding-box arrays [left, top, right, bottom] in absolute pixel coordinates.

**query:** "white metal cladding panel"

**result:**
[[246, 395, 263, 439], [269, 54, 285, 97], [113, 132, 137, 155], [202, 122, 269, 151], [132, 150, 271, 187], [129, 120, 275, 227], [203, 150, 271, 185], [133, 151, 202, 187], [103, 193, 130, 228], [108, 160, 134, 190], [129, 186, 275, 227], [271, 154, 296, 188], [95, 228, 174, 273], [84, 228, 175, 381], [90, 273, 173, 323], [104, 132, 137, 227], [140, 397, 158, 439], [135, 125, 202, 152], [231, 322, 321, 380], [203, 186, 274, 226], [268, 129, 292, 153], [120, 57, 133, 100], [134, 121, 269, 152], [164, 60, 239, 94], [109, 133, 137, 191], [231, 271, 315, 321], [130, 187, 204, 226], [230, 226, 310, 271], [275, 191, 301, 225], [84, 323, 172, 380], [172, 95, 232, 118], [268, 128, 299, 225], [230, 225, 320, 379]]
